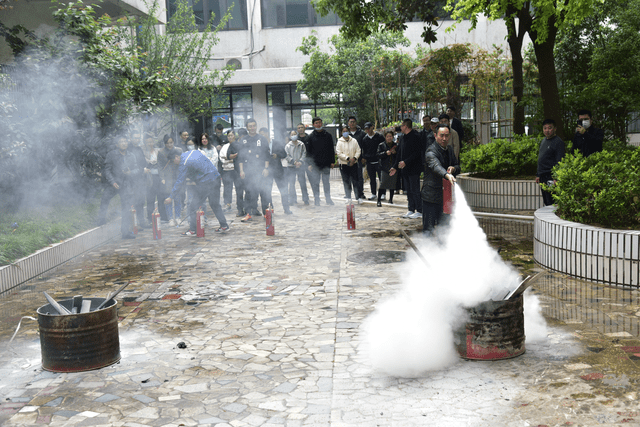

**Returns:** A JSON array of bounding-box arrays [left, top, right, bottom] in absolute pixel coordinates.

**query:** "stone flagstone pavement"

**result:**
[[1, 181, 640, 426]]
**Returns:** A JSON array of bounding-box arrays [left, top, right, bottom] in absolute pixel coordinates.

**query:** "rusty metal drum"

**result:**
[[37, 298, 120, 372], [454, 294, 525, 360]]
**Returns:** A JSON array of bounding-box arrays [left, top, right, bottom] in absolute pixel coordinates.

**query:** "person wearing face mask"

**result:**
[[572, 109, 604, 157], [336, 126, 362, 203]]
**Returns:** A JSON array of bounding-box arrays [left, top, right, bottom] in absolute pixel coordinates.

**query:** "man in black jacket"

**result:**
[[572, 109, 604, 157], [390, 119, 423, 219], [237, 119, 270, 221], [421, 124, 460, 235], [446, 106, 465, 144], [362, 122, 384, 200], [100, 137, 143, 238], [306, 117, 335, 205], [536, 119, 565, 206], [348, 116, 366, 201]]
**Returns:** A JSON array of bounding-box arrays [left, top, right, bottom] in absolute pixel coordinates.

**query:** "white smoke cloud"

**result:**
[[360, 186, 548, 377]]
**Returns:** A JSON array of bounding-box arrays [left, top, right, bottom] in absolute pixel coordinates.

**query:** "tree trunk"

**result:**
[[505, 13, 529, 136], [530, 21, 564, 139]]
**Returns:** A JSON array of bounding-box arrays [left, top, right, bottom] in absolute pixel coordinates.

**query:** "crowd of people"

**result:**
[[103, 104, 604, 238]]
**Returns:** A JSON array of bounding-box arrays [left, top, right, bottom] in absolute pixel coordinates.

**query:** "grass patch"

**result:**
[[0, 197, 114, 266]]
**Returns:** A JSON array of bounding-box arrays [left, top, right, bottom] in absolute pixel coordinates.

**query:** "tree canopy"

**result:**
[[297, 31, 411, 126]]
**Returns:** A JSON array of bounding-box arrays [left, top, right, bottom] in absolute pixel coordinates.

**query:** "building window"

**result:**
[[190, 87, 253, 135], [261, 0, 341, 28], [167, 0, 248, 31], [266, 84, 340, 139], [212, 86, 254, 130]]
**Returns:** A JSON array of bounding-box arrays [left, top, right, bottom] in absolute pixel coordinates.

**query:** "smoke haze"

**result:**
[[360, 186, 548, 377]]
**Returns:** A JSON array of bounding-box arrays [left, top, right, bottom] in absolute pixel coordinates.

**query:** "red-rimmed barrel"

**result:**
[[454, 294, 525, 360], [37, 298, 120, 372]]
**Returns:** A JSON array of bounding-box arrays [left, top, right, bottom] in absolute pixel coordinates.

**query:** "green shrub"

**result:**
[[551, 144, 640, 229], [461, 135, 539, 177]]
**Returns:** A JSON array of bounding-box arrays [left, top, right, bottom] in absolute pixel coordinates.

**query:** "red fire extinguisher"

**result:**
[[265, 204, 274, 236], [130, 205, 138, 234], [443, 178, 455, 214], [196, 206, 205, 237], [152, 202, 161, 240], [346, 201, 356, 230]]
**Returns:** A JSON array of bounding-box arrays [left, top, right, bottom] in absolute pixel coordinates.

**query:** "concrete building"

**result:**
[[190, 0, 513, 138], [0, 0, 516, 140]]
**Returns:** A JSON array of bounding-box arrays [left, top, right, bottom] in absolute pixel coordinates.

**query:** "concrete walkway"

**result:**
[[1, 180, 640, 426]]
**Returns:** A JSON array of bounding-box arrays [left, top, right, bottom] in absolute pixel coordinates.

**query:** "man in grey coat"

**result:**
[[421, 124, 460, 235]]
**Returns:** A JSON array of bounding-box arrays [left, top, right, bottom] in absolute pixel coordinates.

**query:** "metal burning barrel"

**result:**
[[37, 298, 120, 372], [454, 294, 525, 360]]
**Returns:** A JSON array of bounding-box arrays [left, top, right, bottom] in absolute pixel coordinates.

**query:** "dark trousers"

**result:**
[[403, 174, 422, 213], [339, 164, 359, 199], [538, 172, 554, 206], [308, 166, 332, 202], [244, 172, 269, 215], [422, 200, 450, 235], [357, 161, 365, 199], [221, 169, 238, 206], [365, 162, 380, 196], [146, 174, 167, 221], [271, 172, 290, 211], [286, 167, 309, 204], [98, 184, 133, 236], [189, 180, 227, 231], [233, 172, 246, 214], [378, 189, 394, 203]]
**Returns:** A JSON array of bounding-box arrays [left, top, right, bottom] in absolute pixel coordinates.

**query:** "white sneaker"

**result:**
[[357, 198, 365, 204], [169, 219, 176, 226], [345, 199, 352, 204], [402, 211, 413, 218], [410, 212, 423, 219]]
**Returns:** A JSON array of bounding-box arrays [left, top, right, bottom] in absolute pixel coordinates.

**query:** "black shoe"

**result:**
[[377, 200, 382, 207], [388, 200, 393, 204], [254, 211, 262, 217], [284, 209, 293, 215], [122, 233, 136, 239], [304, 200, 310, 205], [326, 199, 334, 205], [236, 211, 245, 217]]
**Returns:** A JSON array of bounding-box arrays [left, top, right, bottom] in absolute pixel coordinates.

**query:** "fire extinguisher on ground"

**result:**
[[130, 205, 138, 234], [152, 202, 161, 240], [346, 201, 356, 230], [265, 204, 274, 236], [196, 206, 205, 237]]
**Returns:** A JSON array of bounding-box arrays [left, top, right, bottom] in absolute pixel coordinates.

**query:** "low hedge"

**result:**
[[461, 135, 538, 178], [550, 140, 640, 229], [462, 136, 639, 229]]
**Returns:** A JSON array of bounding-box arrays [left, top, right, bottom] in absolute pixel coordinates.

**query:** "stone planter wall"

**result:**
[[534, 206, 640, 287], [457, 174, 543, 211], [0, 221, 119, 295]]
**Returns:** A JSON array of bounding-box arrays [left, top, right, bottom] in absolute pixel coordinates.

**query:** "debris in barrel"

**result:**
[[43, 292, 71, 315]]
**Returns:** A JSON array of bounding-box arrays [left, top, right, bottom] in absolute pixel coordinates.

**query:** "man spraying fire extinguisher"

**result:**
[[420, 123, 460, 236], [164, 150, 230, 235]]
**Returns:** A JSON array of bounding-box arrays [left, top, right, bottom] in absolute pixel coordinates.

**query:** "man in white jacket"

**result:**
[[336, 126, 362, 203]]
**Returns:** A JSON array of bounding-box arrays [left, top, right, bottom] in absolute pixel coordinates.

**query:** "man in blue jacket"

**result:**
[[164, 150, 229, 235]]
